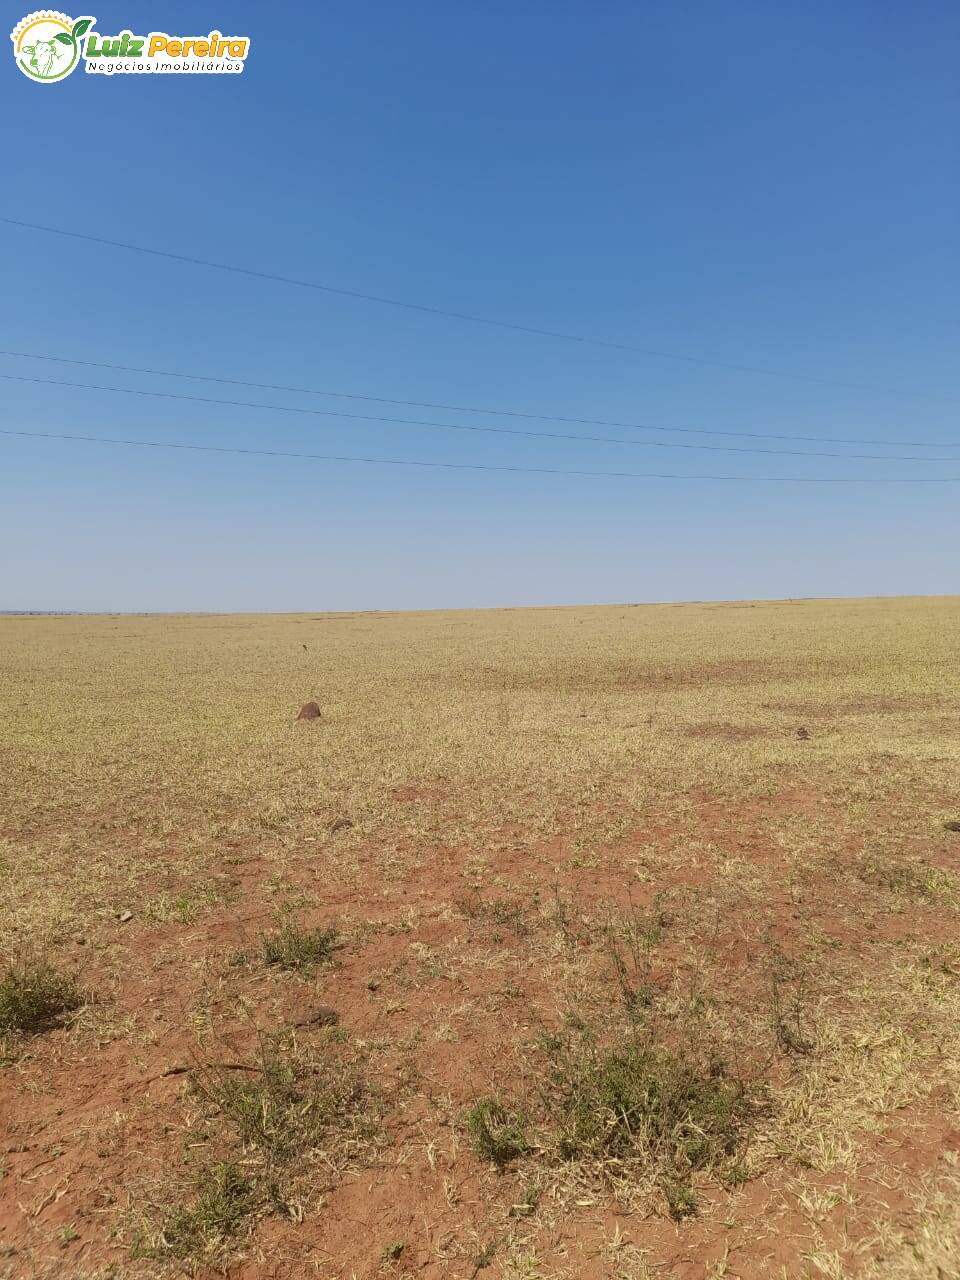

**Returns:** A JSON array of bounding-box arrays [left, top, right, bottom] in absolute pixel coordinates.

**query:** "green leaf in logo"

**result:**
[[55, 31, 73, 44], [72, 17, 93, 38]]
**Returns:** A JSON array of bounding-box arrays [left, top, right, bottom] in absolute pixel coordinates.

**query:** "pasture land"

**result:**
[[1, 597, 959, 1278]]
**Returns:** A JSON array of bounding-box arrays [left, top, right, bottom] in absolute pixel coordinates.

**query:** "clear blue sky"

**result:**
[[2, 1, 957, 611]]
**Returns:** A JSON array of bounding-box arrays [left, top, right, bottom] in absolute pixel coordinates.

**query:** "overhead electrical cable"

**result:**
[[2, 372, 957, 463], [3, 427, 959, 482], [1, 216, 950, 404], [1, 349, 956, 450]]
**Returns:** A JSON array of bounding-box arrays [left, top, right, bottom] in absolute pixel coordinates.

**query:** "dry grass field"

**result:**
[[2, 597, 960, 1280]]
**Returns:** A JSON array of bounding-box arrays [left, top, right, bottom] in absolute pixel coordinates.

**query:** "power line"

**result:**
[[1, 216, 949, 405], [3, 427, 958, 482], [2, 348, 956, 451], [2, 372, 957, 464]]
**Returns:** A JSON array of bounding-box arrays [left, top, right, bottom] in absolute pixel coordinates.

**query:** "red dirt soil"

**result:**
[[3, 789, 959, 1278]]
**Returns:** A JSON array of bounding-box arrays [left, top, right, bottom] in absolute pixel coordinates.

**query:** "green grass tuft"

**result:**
[[463, 1096, 530, 1168], [260, 920, 339, 971], [541, 1032, 759, 1218], [0, 961, 83, 1034], [140, 1161, 256, 1262]]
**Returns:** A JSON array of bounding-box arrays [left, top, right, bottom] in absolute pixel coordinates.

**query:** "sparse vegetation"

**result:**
[[464, 1096, 531, 1168], [136, 1031, 379, 1266], [463, 1019, 760, 1218], [858, 856, 959, 905], [603, 897, 670, 1018], [455, 889, 531, 936], [138, 1161, 257, 1263], [768, 951, 815, 1057], [143, 882, 226, 925], [539, 1026, 758, 1217], [2, 599, 960, 1274], [0, 960, 83, 1034], [192, 1030, 374, 1165], [260, 919, 340, 970]]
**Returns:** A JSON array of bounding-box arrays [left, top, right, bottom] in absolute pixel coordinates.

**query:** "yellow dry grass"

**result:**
[[3, 596, 958, 920]]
